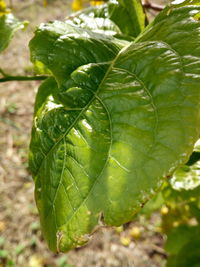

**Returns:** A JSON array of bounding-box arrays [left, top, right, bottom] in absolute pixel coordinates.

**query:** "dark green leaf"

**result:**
[[165, 225, 200, 255], [167, 239, 200, 267]]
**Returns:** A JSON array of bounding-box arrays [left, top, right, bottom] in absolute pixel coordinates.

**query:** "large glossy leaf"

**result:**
[[0, 13, 24, 53], [29, 4, 200, 252], [67, 0, 146, 38]]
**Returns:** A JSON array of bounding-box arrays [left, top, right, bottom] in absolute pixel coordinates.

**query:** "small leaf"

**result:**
[[0, 14, 24, 53]]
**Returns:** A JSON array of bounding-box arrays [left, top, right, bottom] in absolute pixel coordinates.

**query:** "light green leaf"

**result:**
[[29, 4, 200, 252], [66, 0, 146, 38], [0, 13, 24, 53]]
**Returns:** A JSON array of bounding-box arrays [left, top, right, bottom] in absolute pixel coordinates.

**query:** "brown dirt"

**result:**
[[0, 1, 168, 266]]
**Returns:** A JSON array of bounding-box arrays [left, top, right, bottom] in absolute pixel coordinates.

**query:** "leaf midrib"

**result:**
[[44, 45, 168, 237], [34, 43, 129, 182]]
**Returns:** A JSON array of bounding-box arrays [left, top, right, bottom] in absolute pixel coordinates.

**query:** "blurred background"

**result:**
[[1, 0, 200, 266]]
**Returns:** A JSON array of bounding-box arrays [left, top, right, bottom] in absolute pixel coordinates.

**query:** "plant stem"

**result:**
[[0, 75, 47, 82]]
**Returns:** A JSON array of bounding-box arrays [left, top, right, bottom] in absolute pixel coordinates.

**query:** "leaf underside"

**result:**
[[29, 4, 200, 252]]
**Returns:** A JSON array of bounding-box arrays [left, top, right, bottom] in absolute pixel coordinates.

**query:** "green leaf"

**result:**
[[66, 5, 122, 38], [29, 4, 200, 252], [167, 239, 200, 267], [0, 13, 24, 53], [117, 0, 146, 35], [165, 225, 200, 255], [29, 21, 127, 86], [140, 191, 164, 216], [66, 0, 146, 38]]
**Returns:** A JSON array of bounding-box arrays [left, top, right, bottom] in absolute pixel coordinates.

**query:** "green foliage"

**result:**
[[0, 13, 24, 53], [0, 0, 199, 259], [142, 138, 200, 266], [28, 0, 200, 252], [166, 239, 200, 267], [67, 0, 146, 38]]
